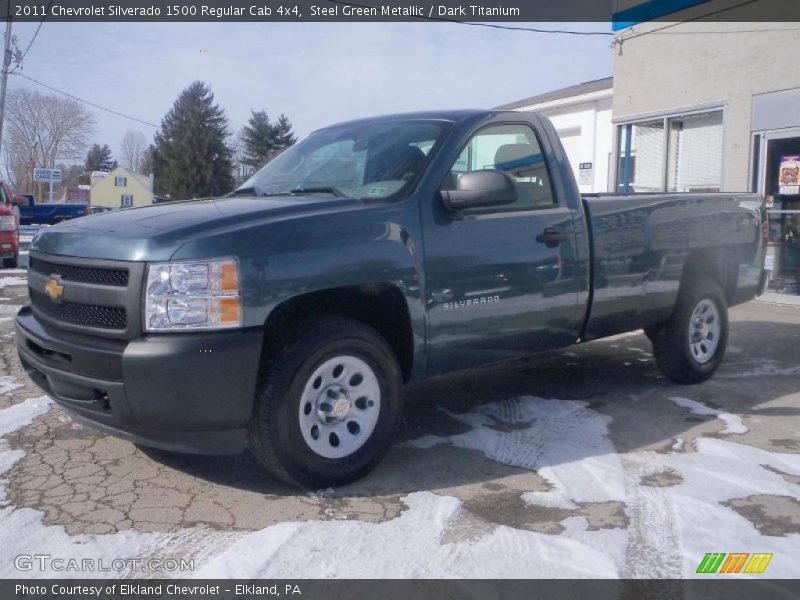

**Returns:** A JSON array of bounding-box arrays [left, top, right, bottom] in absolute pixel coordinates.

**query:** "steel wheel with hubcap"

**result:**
[[299, 355, 381, 459], [652, 278, 728, 384], [249, 317, 403, 488], [688, 299, 720, 364]]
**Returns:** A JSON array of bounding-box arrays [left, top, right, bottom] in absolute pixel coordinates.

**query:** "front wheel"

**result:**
[[652, 279, 729, 384], [249, 317, 403, 488]]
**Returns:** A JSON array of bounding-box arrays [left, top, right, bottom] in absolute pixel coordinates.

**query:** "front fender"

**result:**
[[170, 203, 427, 376]]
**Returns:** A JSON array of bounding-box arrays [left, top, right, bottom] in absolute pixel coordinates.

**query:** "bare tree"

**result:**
[[120, 129, 147, 172], [5, 89, 95, 196]]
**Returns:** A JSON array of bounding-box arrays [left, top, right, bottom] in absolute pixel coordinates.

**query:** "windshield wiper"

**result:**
[[289, 186, 347, 198], [228, 186, 263, 197]]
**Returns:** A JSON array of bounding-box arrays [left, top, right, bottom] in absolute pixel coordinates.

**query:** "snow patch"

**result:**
[[0, 376, 23, 396], [408, 397, 627, 510], [0, 396, 50, 434], [642, 438, 800, 577], [719, 362, 800, 379], [0, 277, 27, 289], [669, 396, 748, 434], [194, 492, 625, 578], [0, 391, 797, 579]]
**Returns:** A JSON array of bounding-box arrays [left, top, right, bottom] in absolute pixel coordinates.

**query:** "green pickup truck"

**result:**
[[16, 110, 767, 488]]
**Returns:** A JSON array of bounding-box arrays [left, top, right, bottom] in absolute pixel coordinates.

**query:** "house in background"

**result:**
[[497, 77, 614, 193], [90, 171, 110, 187], [66, 186, 90, 204], [90, 166, 154, 209]]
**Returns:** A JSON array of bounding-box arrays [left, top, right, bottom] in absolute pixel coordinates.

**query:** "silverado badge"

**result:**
[[44, 277, 64, 302]]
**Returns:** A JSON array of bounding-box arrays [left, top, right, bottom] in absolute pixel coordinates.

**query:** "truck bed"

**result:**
[[580, 192, 764, 341]]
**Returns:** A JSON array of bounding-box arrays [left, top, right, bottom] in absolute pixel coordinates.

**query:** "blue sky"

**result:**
[[7, 22, 612, 160]]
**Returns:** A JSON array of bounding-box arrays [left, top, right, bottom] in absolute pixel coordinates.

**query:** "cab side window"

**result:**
[[442, 124, 557, 210]]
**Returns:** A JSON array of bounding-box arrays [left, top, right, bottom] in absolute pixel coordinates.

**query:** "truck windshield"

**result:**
[[236, 120, 449, 200]]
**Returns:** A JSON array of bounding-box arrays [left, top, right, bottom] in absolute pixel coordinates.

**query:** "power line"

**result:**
[[326, 0, 613, 36], [11, 71, 159, 128], [12, 0, 55, 72]]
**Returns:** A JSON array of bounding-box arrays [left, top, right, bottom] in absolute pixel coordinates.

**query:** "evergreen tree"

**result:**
[[153, 81, 234, 199], [270, 114, 297, 155], [139, 144, 155, 177], [78, 144, 116, 184], [84, 144, 117, 172], [240, 111, 297, 171], [241, 110, 274, 170]]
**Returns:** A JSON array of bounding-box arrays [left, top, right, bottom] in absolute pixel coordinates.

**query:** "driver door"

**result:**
[[422, 121, 584, 374]]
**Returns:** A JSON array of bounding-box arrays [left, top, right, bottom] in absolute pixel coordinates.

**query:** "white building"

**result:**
[[497, 77, 614, 193]]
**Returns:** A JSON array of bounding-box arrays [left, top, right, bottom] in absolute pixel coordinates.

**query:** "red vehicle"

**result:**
[[0, 182, 24, 268]]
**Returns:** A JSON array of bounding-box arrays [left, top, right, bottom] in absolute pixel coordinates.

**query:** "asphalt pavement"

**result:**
[[0, 267, 798, 578]]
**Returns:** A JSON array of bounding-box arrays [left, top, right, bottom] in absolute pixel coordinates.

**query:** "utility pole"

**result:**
[[0, 10, 12, 155]]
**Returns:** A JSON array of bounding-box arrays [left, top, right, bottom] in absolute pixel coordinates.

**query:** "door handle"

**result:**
[[536, 227, 569, 248]]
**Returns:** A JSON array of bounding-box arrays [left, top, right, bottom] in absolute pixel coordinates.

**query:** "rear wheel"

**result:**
[[651, 279, 728, 384], [249, 317, 403, 488]]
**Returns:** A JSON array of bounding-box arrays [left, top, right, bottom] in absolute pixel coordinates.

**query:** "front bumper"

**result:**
[[15, 307, 263, 454]]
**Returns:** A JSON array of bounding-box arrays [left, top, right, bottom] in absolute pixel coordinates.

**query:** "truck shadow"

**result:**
[[141, 316, 800, 499]]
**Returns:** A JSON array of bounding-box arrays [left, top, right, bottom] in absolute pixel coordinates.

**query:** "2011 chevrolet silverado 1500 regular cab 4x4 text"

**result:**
[[15, 111, 768, 488]]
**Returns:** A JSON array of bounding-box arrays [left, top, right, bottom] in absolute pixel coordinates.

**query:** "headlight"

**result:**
[[144, 258, 242, 331], [0, 215, 15, 231]]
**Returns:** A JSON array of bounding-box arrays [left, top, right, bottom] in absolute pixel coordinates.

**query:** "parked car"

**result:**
[[90, 206, 113, 215], [16, 110, 767, 488], [0, 182, 24, 268], [17, 194, 88, 226]]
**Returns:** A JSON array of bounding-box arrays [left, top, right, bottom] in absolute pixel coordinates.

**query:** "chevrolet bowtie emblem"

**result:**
[[44, 277, 64, 302]]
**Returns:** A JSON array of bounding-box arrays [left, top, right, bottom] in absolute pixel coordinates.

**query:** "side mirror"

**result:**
[[12, 195, 28, 206], [440, 169, 517, 212]]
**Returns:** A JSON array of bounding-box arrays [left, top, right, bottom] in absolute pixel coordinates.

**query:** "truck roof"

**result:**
[[314, 109, 507, 132]]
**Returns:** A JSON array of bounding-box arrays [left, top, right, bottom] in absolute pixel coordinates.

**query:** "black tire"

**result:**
[[652, 278, 728, 384], [643, 324, 662, 343], [2, 252, 18, 269], [249, 316, 403, 489]]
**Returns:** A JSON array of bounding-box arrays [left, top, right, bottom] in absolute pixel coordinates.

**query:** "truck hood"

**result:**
[[32, 195, 365, 261]]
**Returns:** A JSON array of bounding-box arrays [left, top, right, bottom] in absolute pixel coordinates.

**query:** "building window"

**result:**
[[618, 119, 664, 193], [120, 194, 133, 207], [617, 110, 723, 193], [115, 176, 127, 187]]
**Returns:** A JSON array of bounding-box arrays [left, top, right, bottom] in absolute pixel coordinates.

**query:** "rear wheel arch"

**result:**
[[679, 246, 740, 306]]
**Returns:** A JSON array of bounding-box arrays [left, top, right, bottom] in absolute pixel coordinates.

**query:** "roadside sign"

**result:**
[[33, 168, 61, 183]]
